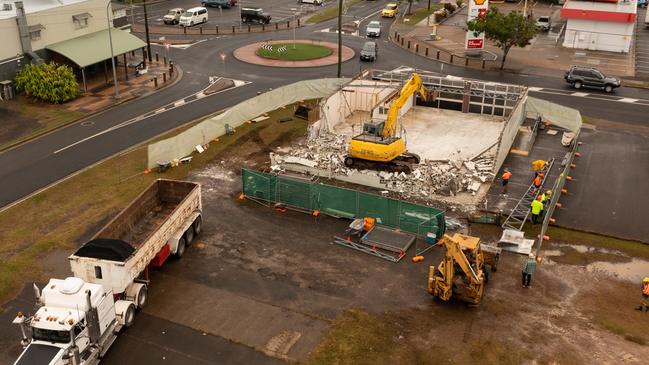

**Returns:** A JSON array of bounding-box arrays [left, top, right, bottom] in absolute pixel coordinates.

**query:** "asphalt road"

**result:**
[[1, 1, 649, 213]]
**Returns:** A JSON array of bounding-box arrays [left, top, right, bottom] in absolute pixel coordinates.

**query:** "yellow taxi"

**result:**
[[381, 3, 398, 18]]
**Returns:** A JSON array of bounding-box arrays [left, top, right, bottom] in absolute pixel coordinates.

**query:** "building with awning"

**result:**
[[0, 0, 135, 83], [46, 28, 146, 91]]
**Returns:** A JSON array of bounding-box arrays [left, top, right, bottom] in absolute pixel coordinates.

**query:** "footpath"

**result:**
[[390, 2, 638, 81]]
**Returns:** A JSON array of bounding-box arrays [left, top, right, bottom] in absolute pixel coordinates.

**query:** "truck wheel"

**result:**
[[193, 216, 202, 236], [185, 227, 195, 246], [124, 304, 136, 327], [175, 237, 186, 258], [136, 285, 148, 309], [344, 157, 354, 167], [484, 264, 492, 284]]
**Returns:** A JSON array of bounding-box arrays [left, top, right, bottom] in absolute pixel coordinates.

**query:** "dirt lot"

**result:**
[[141, 128, 649, 363], [1, 112, 648, 364]]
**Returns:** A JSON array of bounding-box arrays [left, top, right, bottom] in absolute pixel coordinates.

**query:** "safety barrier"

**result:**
[[242, 169, 446, 239]]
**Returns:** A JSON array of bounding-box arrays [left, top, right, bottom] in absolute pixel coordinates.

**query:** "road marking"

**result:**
[[528, 86, 542, 91], [571, 92, 589, 97], [53, 79, 251, 154], [619, 98, 639, 103]]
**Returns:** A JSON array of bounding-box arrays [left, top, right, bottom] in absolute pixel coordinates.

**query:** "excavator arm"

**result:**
[[383, 73, 428, 139]]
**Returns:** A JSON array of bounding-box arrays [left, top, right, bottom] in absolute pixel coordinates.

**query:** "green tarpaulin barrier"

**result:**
[[242, 169, 445, 239]]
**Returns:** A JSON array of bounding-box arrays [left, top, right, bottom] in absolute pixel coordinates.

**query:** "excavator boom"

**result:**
[[383, 74, 428, 139]]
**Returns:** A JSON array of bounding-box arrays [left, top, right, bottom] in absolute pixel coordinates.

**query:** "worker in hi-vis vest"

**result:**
[[530, 196, 543, 225], [637, 277, 649, 312]]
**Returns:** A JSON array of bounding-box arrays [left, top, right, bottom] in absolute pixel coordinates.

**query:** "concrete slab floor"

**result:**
[[333, 106, 506, 161]]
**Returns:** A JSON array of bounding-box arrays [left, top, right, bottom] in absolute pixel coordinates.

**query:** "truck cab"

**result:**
[[12, 278, 131, 365]]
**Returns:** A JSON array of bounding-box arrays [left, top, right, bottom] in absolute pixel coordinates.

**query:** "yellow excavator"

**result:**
[[344, 73, 428, 173], [428, 233, 497, 305]]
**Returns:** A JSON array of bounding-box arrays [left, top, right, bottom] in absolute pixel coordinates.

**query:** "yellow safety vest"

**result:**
[[531, 200, 543, 215]]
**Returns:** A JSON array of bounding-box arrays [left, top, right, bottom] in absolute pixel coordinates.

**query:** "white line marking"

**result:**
[[174, 100, 185, 107], [528, 86, 543, 91], [571, 92, 589, 97], [619, 98, 639, 103], [53, 80, 251, 154]]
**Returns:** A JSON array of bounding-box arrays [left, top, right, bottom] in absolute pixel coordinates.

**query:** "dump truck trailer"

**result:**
[[11, 179, 202, 365]]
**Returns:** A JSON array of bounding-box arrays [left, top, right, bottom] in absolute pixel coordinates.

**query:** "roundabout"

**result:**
[[234, 40, 355, 67]]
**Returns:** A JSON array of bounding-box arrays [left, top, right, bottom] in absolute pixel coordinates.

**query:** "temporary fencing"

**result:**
[[242, 168, 446, 239]]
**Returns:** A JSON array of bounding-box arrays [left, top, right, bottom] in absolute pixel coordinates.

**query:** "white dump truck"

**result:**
[[11, 179, 202, 365]]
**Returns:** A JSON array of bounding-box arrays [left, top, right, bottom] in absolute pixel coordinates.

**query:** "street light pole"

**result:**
[[293, 8, 298, 50], [337, 0, 343, 77], [106, 0, 119, 98], [143, 0, 152, 62]]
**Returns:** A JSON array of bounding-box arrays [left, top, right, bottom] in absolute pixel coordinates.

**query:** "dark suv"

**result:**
[[202, 0, 237, 8], [360, 41, 378, 61], [241, 7, 271, 24], [564, 66, 621, 93]]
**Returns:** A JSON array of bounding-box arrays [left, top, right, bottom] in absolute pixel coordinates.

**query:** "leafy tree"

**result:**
[[467, 8, 538, 70], [14, 62, 78, 103]]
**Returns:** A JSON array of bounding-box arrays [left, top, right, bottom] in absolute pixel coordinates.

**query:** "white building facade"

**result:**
[[561, 0, 637, 53]]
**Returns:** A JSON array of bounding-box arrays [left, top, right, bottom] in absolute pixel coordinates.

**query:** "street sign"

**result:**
[[465, 0, 489, 53]]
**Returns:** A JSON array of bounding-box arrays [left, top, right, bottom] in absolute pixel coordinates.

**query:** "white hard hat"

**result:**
[[529, 253, 535, 258]]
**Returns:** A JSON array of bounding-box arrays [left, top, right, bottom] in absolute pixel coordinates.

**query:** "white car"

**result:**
[[366, 20, 381, 37], [299, 0, 323, 5], [179, 7, 208, 27]]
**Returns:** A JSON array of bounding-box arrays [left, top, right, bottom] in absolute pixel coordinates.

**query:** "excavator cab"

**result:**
[[362, 120, 385, 137]]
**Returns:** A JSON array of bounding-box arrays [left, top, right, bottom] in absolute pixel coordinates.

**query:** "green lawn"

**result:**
[[307, 0, 362, 23], [256, 43, 333, 61]]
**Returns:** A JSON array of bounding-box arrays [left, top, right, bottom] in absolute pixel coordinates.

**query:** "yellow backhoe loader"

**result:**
[[428, 233, 497, 305], [344, 73, 428, 173]]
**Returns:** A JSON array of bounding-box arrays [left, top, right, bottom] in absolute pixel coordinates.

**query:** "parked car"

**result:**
[[202, 0, 237, 8], [366, 20, 381, 37], [564, 66, 621, 93], [536, 16, 551, 31], [299, 0, 323, 5], [163, 8, 185, 25], [360, 41, 378, 61], [382, 3, 398, 18], [179, 7, 208, 26], [241, 7, 271, 24]]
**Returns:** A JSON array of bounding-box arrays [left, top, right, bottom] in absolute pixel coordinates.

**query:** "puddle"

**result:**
[[587, 258, 649, 283], [542, 249, 563, 257], [553, 242, 623, 256]]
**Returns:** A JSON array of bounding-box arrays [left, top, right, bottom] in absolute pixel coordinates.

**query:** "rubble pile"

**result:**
[[271, 133, 496, 199]]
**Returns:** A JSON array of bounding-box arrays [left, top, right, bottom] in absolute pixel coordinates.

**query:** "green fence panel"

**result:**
[[357, 192, 399, 227], [277, 176, 312, 210], [242, 169, 445, 238], [242, 169, 274, 201], [313, 184, 357, 218], [399, 202, 443, 238]]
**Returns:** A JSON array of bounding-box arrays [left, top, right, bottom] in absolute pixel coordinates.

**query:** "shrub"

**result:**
[[15, 62, 78, 103], [456, 0, 465, 7], [443, 3, 457, 13]]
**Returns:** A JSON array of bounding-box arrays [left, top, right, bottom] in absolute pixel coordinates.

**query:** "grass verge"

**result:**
[[0, 97, 85, 150], [307, 0, 362, 24], [399, 6, 440, 25], [256, 43, 332, 61], [0, 105, 308, 304]]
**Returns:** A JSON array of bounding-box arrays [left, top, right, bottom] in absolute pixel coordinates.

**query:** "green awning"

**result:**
[[46, 28, 146, 68]]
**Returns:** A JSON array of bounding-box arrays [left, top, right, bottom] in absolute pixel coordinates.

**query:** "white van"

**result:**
[[179, 7, 208, 27]]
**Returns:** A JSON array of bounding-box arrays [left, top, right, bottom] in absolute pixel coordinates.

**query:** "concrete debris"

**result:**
[[272, 132, 497, 201]]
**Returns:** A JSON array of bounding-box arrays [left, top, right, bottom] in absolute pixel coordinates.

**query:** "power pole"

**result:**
[[143, 0, 152, 62], [337, 0, 342, 77], [428, 0, 431, 11]]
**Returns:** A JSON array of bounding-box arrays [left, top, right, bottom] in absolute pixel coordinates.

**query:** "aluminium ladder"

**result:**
[[501, 158, 555, 231]]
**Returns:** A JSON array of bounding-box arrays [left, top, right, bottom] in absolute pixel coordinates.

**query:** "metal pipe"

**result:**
[[106, 0, 119, 98]]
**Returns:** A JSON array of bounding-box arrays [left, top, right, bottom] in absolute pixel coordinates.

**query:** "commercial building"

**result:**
[[561, 0, 637, 53], [0, 0, 142, 89]]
